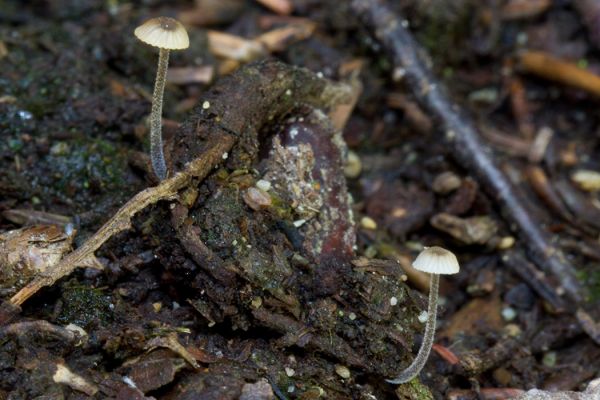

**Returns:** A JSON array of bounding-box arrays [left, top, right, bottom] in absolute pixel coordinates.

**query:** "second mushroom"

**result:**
[[387, 246, 460, 384], [134, 16, 189, 181]]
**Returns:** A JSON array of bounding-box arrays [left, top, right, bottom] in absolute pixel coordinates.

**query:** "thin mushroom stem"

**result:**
[[150, 47, 170, 181], [387, 273, 439, 384]]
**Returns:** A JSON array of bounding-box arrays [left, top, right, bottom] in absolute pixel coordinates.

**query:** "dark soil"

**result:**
[[0, 0, 599, 399]]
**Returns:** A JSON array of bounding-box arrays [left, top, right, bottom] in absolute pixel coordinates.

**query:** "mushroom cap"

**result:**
[[412, 246, 460, 274], [134, 17, 189, 50]]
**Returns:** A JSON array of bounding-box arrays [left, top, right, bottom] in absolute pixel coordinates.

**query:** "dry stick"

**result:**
[[351, 0, 582, 304]]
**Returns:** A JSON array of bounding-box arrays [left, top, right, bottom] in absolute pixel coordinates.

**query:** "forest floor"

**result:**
[[0, 0, 599, 399]]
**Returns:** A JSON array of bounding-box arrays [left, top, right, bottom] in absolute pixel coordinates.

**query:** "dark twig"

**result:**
[[351, 0, 583, 303], [501, 250, 568, 312], [170, 203, 237, 285], [457, 337, 521, 376], [252, 308, 366, 368]]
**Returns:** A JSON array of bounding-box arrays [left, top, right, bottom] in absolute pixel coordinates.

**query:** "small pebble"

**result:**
[[360, 216, 377, 230], [418, 311, 428, 323], [348, 312, 357, 321], [243, 187, 271, 211], [293, 219, 306, 228], [251, 297, 262, 309], [501, 306, 517, 321], [363, 245, 377, 258], [335, 365, 351, 379], [497, 236, 515, 250], [503, 323, 522, 337], [468, 87, 499, 105], [542, 351, 557, 367], [571, 169, 600, 191], [390, 296, 398, 306], [256, 179, 271, 192], [152, 302, 162, 312], [50, 142, 70, 156], [64, 323, 87, 338], [344, 151, 362, 178], [504, 283, 535, 310], [492, 367, 512, 386], [18, 110, 33, 120], [393, 67, 406, 81], [285, 367, 295, 377], [202, 100, 210, 109], [432, 171, 462, 194]]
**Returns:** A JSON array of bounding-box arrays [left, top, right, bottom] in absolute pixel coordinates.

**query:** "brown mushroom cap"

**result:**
[[412, 246, 460, 275], [134, 17, 189, 50]]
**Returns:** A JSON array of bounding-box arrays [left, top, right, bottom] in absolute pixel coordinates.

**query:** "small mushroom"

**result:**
[[135, 17, 189, 181], [386, 246, 460, 384]]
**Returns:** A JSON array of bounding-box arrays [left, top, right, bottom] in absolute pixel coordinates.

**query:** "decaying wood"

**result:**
[[351, 0, 583, 304], [170, 202, 237, 286], [457, 337, 522, 376], [8, 135, 234, 307], [7, 60, 352, 310]]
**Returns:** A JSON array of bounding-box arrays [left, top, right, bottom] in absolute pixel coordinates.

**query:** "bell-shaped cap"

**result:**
[[412, 246, 460, 274], [134, 17, 189, 50]]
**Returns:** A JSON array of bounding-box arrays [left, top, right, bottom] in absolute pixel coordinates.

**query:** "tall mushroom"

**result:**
[[134, 17, 189, 181], [387, 246, 460, 384]]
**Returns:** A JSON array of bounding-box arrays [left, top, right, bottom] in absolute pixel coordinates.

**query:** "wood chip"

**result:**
[[53, 363, 98, 396], [257, 23, 316, 52], [255, 0, 293, 15], [167, 66, 214, 85], [207, 31, 266, 61], [501, 0, 551, 20]]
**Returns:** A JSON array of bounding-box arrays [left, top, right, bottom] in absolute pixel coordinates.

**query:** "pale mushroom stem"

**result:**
[[387, 273, 439, 384], [150, 47, 170, 181]]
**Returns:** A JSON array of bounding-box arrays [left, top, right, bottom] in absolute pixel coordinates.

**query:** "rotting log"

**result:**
[[6, 60, 352, 310], [2, 60, 424, 397]]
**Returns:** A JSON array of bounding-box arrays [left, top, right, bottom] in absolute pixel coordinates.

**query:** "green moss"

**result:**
[[195, 187, 246, 251], [394, 378, 434, 400], [415, 2, 475, 67], [577, 267, 600, 302], [39, 137, 131, 205], [56, 284, 113, 328]]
